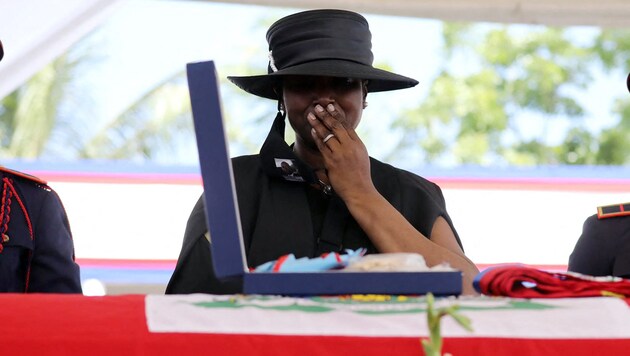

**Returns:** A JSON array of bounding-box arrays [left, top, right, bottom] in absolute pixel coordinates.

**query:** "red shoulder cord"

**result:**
[[0, 177, 35, 292], [0, 177, 13, 253]]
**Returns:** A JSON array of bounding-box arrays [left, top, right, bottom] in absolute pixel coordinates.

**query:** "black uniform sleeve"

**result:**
[[28, 189, 82, 293], [165, 195, 242, 294], [568, 214, 622, 277]]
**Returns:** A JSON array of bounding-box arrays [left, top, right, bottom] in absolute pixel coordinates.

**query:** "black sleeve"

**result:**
[[28, 189, 82, 293], [165, 195, 242, 294], [568, 214, 615, 277], [392, 166, 464, 251], [609, 217, 630, 278]]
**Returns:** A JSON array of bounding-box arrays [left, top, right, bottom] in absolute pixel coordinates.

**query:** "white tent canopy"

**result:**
[[0, 0, 124, 100], [215, 0, 630, 28], [0, 0, 629, 100]]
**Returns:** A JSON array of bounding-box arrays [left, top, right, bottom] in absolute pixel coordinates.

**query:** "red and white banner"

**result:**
[[146, 294, 630, 339]]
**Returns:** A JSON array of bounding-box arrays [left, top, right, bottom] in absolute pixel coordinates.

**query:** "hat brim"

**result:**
[[227, 59, 419, 100]]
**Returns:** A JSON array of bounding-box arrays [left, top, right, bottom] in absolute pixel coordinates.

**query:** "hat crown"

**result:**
[[227, 9, 418, 100], [265, 9, 373, 74]]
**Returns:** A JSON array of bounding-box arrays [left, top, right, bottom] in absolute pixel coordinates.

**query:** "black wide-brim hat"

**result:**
[[228, 9, 419, 100]]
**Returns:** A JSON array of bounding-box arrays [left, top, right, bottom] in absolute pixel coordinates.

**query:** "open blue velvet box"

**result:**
[[186, 60, 462, 296]]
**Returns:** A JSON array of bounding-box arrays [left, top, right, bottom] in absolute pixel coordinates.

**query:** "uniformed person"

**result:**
[[0, 40, 81, 293], [0, 166, 81, 293], [568, 202, 630, 278], [0, 166, 82, 292]]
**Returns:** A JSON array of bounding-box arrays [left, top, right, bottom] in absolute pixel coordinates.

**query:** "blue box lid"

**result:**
[[188, 60, 247, 279]]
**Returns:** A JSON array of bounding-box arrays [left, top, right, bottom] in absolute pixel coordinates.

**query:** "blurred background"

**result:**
[[1, 0, 629, 295]]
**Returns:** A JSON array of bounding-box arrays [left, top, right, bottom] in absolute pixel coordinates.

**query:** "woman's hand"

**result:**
[[308, 103, 376, 200], [308, 103, 480, 295]]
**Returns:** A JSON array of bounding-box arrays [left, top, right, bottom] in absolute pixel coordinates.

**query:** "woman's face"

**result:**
[[282, 75, 365, 149]]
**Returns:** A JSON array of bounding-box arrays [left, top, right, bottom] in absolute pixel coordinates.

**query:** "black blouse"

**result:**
[[165, 154, 462, 295]]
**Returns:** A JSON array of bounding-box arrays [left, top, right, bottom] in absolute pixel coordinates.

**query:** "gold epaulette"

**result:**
[[597, 202, 630, 219], [0, 166, 48, 185]]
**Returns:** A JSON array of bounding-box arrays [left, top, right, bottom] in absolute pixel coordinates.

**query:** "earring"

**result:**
[[363, 101, 368, 109], [278, 101, 285, 112]]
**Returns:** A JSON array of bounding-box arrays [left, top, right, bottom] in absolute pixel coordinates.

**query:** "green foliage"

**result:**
[[0, 54, 75, 158], [0, 57, 195, 162], [79, 74, 192, 160], [2, 15, 630, 166], [393, 23, 630, 166], [0, 9, 286, 163], [592, 30, 630, 70]]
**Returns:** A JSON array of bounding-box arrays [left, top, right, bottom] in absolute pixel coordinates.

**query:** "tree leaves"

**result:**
[[393, 23, 630, 165], [2, 18, 630, 166]]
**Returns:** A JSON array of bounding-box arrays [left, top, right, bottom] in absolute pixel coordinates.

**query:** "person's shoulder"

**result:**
[[232, 154, 262, 174], [231, 154, 264, 184], [0, 167, 58, 217], [582, 202, 630, 232], [232, 154, 260, 166], [0, 166, 49, 189]]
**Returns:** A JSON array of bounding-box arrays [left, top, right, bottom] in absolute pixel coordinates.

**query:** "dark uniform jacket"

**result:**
[[166, 154, 462, 294], [568, 203, 630, 278], [0, 167, 82, 293]]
